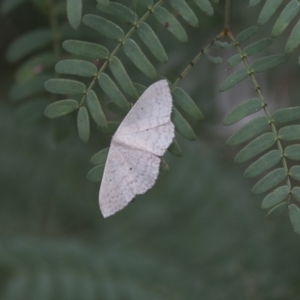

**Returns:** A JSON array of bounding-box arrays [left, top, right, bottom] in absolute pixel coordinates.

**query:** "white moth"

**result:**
[[99, 79, 175, 217]]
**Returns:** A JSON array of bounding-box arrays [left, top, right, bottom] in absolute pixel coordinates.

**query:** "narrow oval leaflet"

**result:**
[[192, 0, 214, 16], [135, 0, 153, 8], [292, 187, 300, 202], [236, 26, 258, 43], [223, 98, 263, 125], [86, 90, 107, 128], [123, 39, 157, 79], [168, 139, 182, 157], [77, 106, 90, 142], [153, 6, 188, 43], [107, 101, 128, 116], [55, 59, 98, 77], [258, 0, 283, 25], [252, 168, 286, 194], [244, 38, 273, 56], [172, 107, 196, 141], [98, 121, 120, 135], [234, 132, 276, 163], [284, 144, 300, 161], [261, 185, 289, 209], [251, 54, 289, 73], [67, 0, 82, 30], [219, 68, 249, 92], [90, 148, 109, 165], [285, 19, 300, 53], [288, 204, 300, 234], [44, 99, 79, 118], [87, 164, 105, 182], [45, 79, 86, 95], [99, 80, 175, 217], [227, 116, 269, 146], [266, 202, 286, 217], [249, 0, 262, 6], [243, 150, 281, 178], [279, 125, 300, 141], [227, 54, 242, 69], [63, 40, 109, 59], [273, 106, 300, 123], [290, 166, 300, 181]]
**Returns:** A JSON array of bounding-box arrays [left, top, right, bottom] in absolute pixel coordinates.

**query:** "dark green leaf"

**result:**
[[82, 14, 124, 41], [251, 54, 289, 73], [67, 0, 82, 30], [137, 22, 168, 63], [285, 19, 300, 53], [87, 164, 105, 182], [90, 148, 109, 165], [234, 132, 276, 163], [98, 73, 130, 111], [63, 40, 109, 59], [284, 145, 300, 161], [288, 204, 300, 234], [10, 73, 52, 101], [86, 90, 107, 128], [292, 187, 300, 202], [135, 0, 153, 8], [98, 121, 120, 135], [168, 139, 182, 157], [258, 0, 283, 25], [134, 83, 147, 96], [77, 106, 90, 142], [97, 2, 137, 24], [261, 185, 289, 209], [172, 108, 196, 141], [153, 6, 188, 42], [45, 79, 86, 95], [6, 28, 52, 63], [172, 87, 203, 121], [109, 57, 138, 98], [55, 59, 98, 77], [123, 39, 157, 79], [279, 125, 300, 141], [192, 0, 213, 16], [290, 166, 300, 181], [236, 26, 258, 43], [223, 98, 263, 125], [272, 0, 300, 37], [227, 54, 242, 69], [169, 0, 199, 27], [266, 202, 286, 217], [227, 116, 269, 146], [273, 106, 300, 123], [249, 0, 261, 6], [97, 0, 109, 6], [244, 38, 273, 56], [44, 100, 79, 118], [107, 101, 128, 116], [244, 150, 281, 178], [219, 68, 249, 91], [252, 168, 286, 194]]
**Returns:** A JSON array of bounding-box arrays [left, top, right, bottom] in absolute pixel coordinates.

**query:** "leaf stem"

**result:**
[[224, 0, 230, 30]]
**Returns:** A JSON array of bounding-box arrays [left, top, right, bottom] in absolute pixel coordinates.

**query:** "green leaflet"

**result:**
[[236, 26, 258, 43], [97, 0, 109, 6], [223, 98, 263, 125], [44, 100, 79, 118], [10, 73, 52, 102], [168, 139, 182, 157], [45, 79, 86, 95], [134, 83, 146, 96], [67, 0, 82, 30], [109, 57, 138, 98], [227, 54, 242, 69], [169, 0, 199, 27], [172, 87, 203, 121], [244, 150, 281, 178], [98, 73, 130, 112], [252, 168, 286, 194], [227, 116, 269, 146], [279, 125, 300, 141], [6, 28, 52, 63], [153, 6, 188, 43], [272, 0, 300, 37], [249, 0, 261, 6], [86, 90, 107, 128], [55, 59, 98, 77], [285, 19, 300, 53], [251, 54, 289, 73], [234, 132, 276, 163], [172, 108, 196, 141], [219, 68, 249, 91], [123, 39, 157, 79], [137, 22, 168, 63], [261, 185, 289, 209], [82, 14, 124, 41], [135, 0, 153, 8], [63, 40, 109, 59], [98, 121, 120, 135], [288, 204, 300, 234], [266, 202, 286, 217], [97, 2, 137, 24], [90, 148, 109, 165], [107, 101, 128, 116], [77, 106, 90, 142], [258, 0, 283, 25], [244, 38, 273, 56], [87, 164, 105, 182], [292, 187, 300, 202], [285, 145, 300, 161], [192, 0, 213, 16], [273, 106, 300, 123], [290, 166, 300, 181]]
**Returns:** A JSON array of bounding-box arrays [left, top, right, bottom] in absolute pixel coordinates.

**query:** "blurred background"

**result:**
[[1, 0, 300, 299]]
